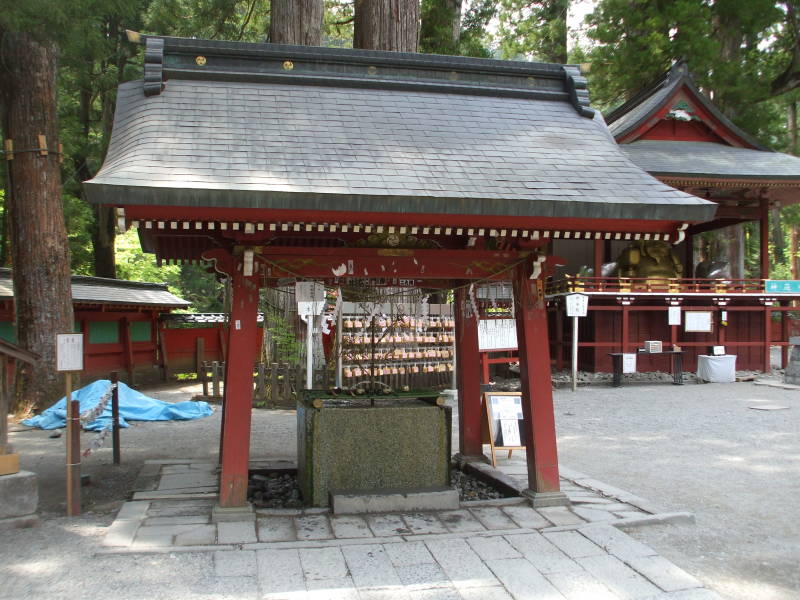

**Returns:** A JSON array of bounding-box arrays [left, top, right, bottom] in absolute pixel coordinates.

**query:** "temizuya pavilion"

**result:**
[[85, 35, 716, 509]]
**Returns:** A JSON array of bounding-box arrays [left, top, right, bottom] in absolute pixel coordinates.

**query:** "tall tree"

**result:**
[[270, 0, 324, 45], [0, 26, 74, 411], [496, 0, 568, 64], [354, 0, 421, 51], [420, 0, 461, 54]]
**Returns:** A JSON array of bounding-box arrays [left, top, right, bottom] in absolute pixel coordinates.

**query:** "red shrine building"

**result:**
[[547, 62, 800, 375], [0, 268, 187, 382], [86, 36, 714, 508]]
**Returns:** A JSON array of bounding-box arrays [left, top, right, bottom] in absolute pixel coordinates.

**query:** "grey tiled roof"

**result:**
[[85, 77, 714, 223], [607, 83, 673, 138], [620, 140, 800, 180], [0, 269, 188, 308], [606, 62, 766, 150]]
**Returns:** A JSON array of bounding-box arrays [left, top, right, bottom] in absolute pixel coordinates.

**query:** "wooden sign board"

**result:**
[[482, 392, 525, 467], [56, 334, 83, 372]]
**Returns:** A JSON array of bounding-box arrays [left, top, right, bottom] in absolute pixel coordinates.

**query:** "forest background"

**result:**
[[2, 0, 799, 311]]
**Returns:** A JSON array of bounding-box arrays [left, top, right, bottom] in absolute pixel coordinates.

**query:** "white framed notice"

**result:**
[[296, 281, 325, 316], [565, 293, 588, 317], [684, 311, 713, 333], [622, 353, 637, 374], [56, 334, 84, 372], [478, 319, 517, 351], [668, 306, 681, 326]]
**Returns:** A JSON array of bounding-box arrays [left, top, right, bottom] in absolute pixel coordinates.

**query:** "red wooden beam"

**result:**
[[213, 251, 261, 508], [122, 204, 685, 236], [454, 286, 482, 458], [253, 247, 537, 281], [512, 259, 565, 505]]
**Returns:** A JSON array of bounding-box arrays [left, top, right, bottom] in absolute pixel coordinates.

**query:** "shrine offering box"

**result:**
[[644, 340, 663, 353]]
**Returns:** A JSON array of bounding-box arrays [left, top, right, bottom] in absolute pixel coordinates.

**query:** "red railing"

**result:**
[[547, 277, 766, 295]]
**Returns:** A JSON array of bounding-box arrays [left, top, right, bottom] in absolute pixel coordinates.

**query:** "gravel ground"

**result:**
[[5, 377, 799, 600], [553, 378, 800, 600]]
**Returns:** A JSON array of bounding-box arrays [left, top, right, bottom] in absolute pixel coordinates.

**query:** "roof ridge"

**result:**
[[605, 64, 677, 125], [0, 267, 172, 291], [133, 32, 594, 118]]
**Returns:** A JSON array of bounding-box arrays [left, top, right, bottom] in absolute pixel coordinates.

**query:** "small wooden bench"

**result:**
[[608, 351, 684, 387]]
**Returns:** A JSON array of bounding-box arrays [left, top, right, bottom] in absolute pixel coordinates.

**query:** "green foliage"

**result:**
[[144, 0, 270, 41], [582, 0, 799, 144], [115, 229, 182, 292], [62, 194, 94, 275], [496, 0, 568, 63], [324, 0, 354, 47], [178, 264, 226, 312], [264, 308, 302, 365], [457, 0, 496, 57], [420, 0, 461, 55]]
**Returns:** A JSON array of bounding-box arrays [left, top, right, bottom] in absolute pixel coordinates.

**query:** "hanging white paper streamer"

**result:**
[[468, 284, 480, 322], [79, 382, 116, 427]]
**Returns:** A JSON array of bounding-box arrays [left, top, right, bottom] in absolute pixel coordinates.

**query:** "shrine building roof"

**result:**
[[84, 35, 715, 226], [0, 269, 189, 309], [607, 62, 800, 184]]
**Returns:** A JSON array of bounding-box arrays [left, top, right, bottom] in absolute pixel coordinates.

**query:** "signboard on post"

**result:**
[[56, 334, 83, 372], [565, 293, 588, 317], [565, 294, 588, 392], [296, 282, 326, 316], [481, 392, 525, 467], [56, 333, 84, 517], [296, 282, 326, 390]]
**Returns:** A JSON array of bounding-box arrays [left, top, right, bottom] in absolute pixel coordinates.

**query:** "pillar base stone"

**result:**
[[522, 489, 570, 508], [212, 502, 255, 522]]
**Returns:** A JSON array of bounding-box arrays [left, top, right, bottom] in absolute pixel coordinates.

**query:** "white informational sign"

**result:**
[[684, 311, 713, 333], [491, 394, 523, 420], [622, 353, 637, 374], [668, 306, 682, 326], [56, 334, 84, 372], [478, 319, 518, 351], [296, 281, 325, 316], [500, 419, 521, 447], [565, 293, 588, 317], [712, 345, 725, 356]]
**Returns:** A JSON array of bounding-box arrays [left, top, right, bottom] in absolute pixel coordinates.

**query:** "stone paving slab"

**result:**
[[95, 459, 719, 598]]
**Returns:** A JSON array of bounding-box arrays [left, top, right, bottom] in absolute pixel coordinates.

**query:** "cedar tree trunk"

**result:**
[[354, 0, 421, 52], [0, 28, 74, 412], [420, 0, 461, 54], [269, 0, 324, 46]]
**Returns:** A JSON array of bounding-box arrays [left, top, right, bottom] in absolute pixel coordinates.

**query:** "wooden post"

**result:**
[[111, 371, 120, 465], [212, 360, 221, 397], [454, 286, 482, 458], [270, 362, 279, 405], [781, 304, 790, 368], [593, 238, 603, 278], [512, 259, 564, 504], [621, 305, 630, 353], [683, 233, 694, 278], [218, 269, 260, 508], [65, 372, 81, 516], [158, 323, 169, 381], [760, 198, 770, 280], [764, 305, 773, 373], [0, 357, 7, 453], [256, 363, 266, 401], [196, 337, 205, 379], [121, 317, 134, 384]]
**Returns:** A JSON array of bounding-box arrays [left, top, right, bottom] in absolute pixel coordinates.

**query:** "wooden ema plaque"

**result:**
[[481, 392, 526, 467]]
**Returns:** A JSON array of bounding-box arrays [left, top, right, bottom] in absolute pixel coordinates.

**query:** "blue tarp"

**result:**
[[22, 379, 213, 431]]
